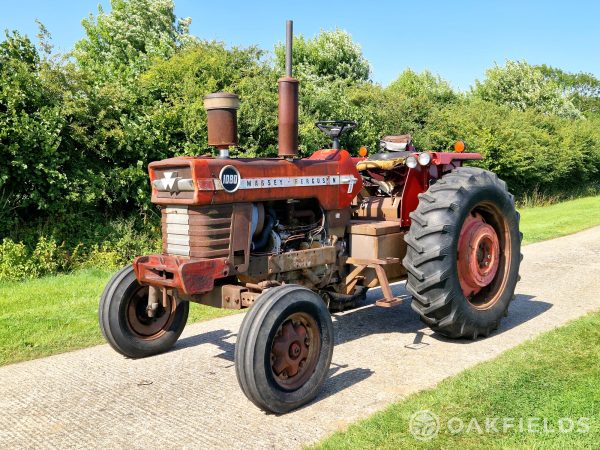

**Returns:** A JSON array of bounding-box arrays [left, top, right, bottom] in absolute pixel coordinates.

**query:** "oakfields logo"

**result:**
[[408, 410, 590, 441], [409, 410, 440, 441]]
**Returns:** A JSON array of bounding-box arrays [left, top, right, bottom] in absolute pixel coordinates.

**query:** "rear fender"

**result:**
[[399, 152, 483, 226]]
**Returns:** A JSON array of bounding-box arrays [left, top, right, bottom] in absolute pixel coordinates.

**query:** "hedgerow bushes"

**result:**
[[1, 0, 599, 280], [0, 216, 161, 281], [418, 99, 600, 195]]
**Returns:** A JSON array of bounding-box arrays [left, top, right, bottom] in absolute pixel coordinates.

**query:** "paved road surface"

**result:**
[[1, 227, 599, 449]]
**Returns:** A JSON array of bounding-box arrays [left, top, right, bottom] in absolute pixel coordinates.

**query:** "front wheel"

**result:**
[[403, 167, 522, 339], [235, 285, 334, 414], [99, 265, 189, 358]]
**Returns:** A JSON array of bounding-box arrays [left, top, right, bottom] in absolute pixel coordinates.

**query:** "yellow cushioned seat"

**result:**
[[356, 157, 406, 171]]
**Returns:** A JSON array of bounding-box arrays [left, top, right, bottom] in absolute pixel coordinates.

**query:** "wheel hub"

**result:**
[[126, 287, 173, 339], [272, 320, 309, 378], [457, 212, 500, 298], [270, 313, 320, 390], [289, 341, 301, 359]]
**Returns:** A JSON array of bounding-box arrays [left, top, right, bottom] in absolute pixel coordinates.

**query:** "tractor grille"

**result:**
[[162, 205, 233, 258]]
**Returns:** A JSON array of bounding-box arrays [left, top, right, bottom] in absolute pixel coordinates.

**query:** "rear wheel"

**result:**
[[403, 167, 522, 339], [235, 285, 333, 414], [99, 265, 189, 358]]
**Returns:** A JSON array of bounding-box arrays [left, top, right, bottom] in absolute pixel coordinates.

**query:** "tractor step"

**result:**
[[375, 296, 404, 308], [346, 256, 402, 308]]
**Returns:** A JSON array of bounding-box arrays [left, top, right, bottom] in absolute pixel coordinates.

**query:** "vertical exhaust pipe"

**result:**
[[278, 20, 299, 157], [285, 19, 293, 77]]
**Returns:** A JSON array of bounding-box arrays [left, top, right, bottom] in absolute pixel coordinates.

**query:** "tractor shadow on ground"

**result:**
[[332, 282, 553, 347], [172, 282, 551, 402], [293, 363, 375, 414], [175, 282, 552, 357], [176, 328, 237, 362], [175, 331, 375, 403]]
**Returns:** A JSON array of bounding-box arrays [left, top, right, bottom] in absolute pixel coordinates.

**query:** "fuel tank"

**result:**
[[149, 149, 362, 210]]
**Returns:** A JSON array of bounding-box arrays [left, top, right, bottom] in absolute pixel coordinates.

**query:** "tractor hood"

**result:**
[[148, 149, 362, 210]]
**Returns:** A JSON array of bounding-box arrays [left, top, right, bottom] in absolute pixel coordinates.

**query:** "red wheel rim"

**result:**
[[270, 312, 320, 390], [457, 204, 511, 309]]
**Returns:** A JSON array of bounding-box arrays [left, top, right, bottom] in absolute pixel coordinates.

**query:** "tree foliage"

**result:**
[[0, 32, 66, 218], [141, 41, 276, 157], [537, 64, 600, 114], [473, 61, 581, 119], [1, 0, 600, 280], [74, 0, 191, 80], [275, 28, 370, 82]]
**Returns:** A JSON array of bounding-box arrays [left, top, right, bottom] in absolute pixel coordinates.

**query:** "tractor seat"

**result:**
[[380, 134, 415, 152], [356, 134, 414, 171], [356, 156, 406, 171]]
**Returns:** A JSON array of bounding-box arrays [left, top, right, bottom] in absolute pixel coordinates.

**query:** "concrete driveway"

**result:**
[[1, 226, 599, 449]]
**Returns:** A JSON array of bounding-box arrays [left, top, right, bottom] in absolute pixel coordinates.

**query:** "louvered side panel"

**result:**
[[161, 204, 233, 259], [188, 205, 232, 258], [162, 206, 190, 256]]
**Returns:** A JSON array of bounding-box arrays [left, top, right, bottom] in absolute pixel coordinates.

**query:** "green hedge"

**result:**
[[1, 0, 599, 280], [0, 216, 160, 281]]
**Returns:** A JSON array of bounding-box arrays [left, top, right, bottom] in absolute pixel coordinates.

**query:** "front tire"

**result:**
[[99, 265, 189, 358], [403, 167, 522, 339], [235, 285, 334, 414]]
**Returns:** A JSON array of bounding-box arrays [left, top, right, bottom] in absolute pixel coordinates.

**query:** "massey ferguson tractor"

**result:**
[[99, 21, 522, 413]]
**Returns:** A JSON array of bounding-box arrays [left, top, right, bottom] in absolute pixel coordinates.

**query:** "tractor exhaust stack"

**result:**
[[285, 19, 293, 77], [278, 20, 299, 157]]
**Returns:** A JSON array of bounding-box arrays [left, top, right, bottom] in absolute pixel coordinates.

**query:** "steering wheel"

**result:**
[[315, 120, 357, 150]]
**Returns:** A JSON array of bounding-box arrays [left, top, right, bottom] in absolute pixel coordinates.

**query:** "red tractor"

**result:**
[[99, 21, 522, 413]]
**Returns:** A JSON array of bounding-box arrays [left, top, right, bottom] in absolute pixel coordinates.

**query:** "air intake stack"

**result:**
[[278, 20, 299, 157], [203, 92, 240, 158]]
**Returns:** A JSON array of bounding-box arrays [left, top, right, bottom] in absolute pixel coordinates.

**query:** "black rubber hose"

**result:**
[[252, 213, 275, 251]]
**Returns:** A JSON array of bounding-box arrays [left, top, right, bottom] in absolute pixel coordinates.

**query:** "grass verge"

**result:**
[[0, 268, 237, 366], [1, 195, 599, 366], [519, 195, 600, 244], [315, 311, 600, 449]]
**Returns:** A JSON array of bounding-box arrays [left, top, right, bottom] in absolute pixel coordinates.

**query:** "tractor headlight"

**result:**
[[406, 155, 418, 169], [418, 152, 431, 166]]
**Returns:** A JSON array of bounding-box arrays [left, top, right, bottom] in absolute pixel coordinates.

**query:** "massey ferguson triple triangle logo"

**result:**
[[219, 165, 241, 193], [161, 171, 178, 190]]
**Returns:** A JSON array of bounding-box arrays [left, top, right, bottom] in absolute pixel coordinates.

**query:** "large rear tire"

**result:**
[[403, 167, 522, 339], [99, 265, 189, 358], [235, 285, 334, 414]]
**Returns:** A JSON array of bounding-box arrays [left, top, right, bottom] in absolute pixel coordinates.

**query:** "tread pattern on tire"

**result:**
[[235, 285, 298, 410], [403, 167, 523, 339], [235, 285, 333, 413], [98, 265, 189, 358], [98, 265, 135, 353]]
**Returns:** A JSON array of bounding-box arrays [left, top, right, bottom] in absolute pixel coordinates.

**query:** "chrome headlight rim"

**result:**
[[418, 152, 432, 166], [406, 155, 418, 169]]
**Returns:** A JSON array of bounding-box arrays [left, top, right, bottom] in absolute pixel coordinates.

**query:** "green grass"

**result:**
[[1, 196, 599, 367], [316, 311, 600, 449], [0, 268, 236, 366], [519, 195, 600, 244]]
